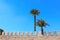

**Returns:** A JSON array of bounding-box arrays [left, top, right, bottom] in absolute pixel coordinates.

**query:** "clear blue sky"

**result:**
[[0, 0, 60, 34]]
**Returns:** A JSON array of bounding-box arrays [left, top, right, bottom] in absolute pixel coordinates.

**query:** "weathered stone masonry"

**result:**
[[0, 31, 60, 40]]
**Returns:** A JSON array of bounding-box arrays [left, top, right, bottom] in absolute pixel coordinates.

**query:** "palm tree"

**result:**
[[30, 9, 40, 32], [0, 28, 4, 35], [37, 19, 49, 35]]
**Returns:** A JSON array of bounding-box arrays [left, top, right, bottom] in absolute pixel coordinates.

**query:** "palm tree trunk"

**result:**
[[41, 27, 44, 35], [34, 15, 36, 32]]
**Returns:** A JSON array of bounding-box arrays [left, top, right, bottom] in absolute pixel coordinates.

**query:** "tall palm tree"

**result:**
[[37, 19, 49, 35], [30, 9, 40, 32], [0, 28, 4, 35]]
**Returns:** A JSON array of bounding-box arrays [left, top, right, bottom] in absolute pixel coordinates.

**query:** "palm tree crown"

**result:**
[[30, 9, 40, 15], [37, 19, 47, 27]]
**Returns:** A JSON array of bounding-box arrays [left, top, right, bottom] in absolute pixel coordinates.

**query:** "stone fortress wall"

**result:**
[[0, 31, 60, 40]]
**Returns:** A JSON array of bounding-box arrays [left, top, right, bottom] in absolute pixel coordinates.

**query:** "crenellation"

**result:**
[[30, 32, 32, 36], [25, 32, 28, 36], [38, 32, 43, 37], [48, 31, 51, 36], [43, 32, 47, 36], [2, 32, 5, 36], [5, 32, 9, 36], [21, 32, 24, 37], [0, 31, 60, 40], [17, 32, 20, 36], [34, 31, 37, 36], [53, 31, 56, 36], [10, 32, 13, 36], [58, 31, 60, 37], [13, 32, 17, 36], [1, 31, 60, 36]]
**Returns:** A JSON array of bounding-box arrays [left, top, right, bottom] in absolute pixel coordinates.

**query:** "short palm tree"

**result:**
[[0, 28, 4, 35], [30, 9, 40, 32], [37, 19, 49, 35]]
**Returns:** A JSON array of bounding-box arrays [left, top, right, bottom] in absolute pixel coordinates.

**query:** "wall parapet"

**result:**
[[0, 31, 60, 40]]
